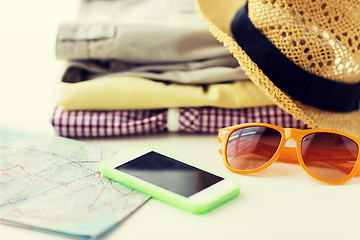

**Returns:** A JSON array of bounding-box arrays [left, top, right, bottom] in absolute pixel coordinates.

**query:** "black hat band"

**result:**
[[231, 3, 360, 112]]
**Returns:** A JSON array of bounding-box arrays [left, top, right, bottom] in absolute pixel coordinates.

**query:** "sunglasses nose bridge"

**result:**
[[277, 128, 302, 164], [284, 128, 303, 141]]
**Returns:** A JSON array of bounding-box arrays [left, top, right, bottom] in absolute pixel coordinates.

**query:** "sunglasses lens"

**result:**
[[301, 132, 359, 180], [226, 126, 282, 171]]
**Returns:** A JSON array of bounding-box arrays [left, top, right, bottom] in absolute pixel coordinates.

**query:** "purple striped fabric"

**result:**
[[51, 106, 308, 138]]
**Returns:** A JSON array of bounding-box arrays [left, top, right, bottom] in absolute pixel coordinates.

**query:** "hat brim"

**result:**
[[196, 0, 360, 137]]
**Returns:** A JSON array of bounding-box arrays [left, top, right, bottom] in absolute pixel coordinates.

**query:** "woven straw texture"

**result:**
[[196, 0, 317, 126], [196, 0, 360, 138], [248, 0, 360, 83]]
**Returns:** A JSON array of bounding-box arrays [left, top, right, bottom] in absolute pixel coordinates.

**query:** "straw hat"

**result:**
[[196, 0, 360, 137]]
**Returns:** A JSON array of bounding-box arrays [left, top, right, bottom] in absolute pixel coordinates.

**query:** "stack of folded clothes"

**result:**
[[52, 0, 307, 138]]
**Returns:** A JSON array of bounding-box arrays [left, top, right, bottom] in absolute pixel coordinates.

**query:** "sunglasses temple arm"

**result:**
[[218, 127, 234, 143]]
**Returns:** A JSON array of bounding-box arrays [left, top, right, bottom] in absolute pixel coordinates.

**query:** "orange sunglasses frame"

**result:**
[[218, 122, 360, 184]]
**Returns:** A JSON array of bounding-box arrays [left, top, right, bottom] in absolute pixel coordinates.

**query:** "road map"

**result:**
[[0, 128, 149, 239]]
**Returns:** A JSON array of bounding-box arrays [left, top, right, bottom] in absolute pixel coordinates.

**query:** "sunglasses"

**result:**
[[218, 123, 360, 184]]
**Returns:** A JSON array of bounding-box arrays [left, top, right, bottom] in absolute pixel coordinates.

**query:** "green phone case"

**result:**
[[100, 145, 240, 214]]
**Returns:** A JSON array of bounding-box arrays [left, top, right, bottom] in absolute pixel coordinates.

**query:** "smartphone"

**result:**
[[100, 145, 240, 214]]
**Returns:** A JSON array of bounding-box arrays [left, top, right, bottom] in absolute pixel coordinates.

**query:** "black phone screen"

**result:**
[[115, 151, 224, 197]]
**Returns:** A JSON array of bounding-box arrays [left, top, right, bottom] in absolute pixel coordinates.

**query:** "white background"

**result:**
[[0, 0, 79, 134], [1, 1, 360, 240]]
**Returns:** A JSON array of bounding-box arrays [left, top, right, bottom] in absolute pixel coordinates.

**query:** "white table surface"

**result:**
[[1, 1, 359, 240]]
